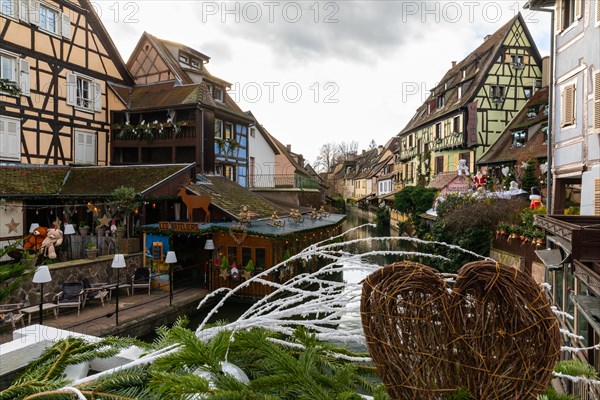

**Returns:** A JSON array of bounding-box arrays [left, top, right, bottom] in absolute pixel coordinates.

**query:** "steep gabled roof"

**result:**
[[400, 14, 538, 135], [352, 149, 382, 180], [245, 111, 280, 155], [478, 87, 548, 165], [115, 81, 214, 110]]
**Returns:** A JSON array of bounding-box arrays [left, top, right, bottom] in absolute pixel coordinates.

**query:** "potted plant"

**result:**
[[115, 223, 126, 239], [243, 259, 255, 280], [85, 242, 97, 259], [79, 221, 90, 236], [219, 256, 230, 279]]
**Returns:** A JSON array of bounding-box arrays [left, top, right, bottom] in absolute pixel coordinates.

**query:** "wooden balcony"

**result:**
[[112, 125, 197, 145], [398, 146, 419, 161], [534, 215, 600, 262], [429, 133, 463, 151]]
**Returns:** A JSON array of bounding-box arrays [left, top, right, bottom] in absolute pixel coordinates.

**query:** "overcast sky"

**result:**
[[97, 0, 551, 164]]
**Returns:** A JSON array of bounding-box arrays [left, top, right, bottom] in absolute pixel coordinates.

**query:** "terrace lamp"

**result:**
[[32, 265, 52, 325], [63, 224, 76, 259], [111, 254, 126, 325], [204, 239, 215, 289], [165, 251, 177, 307]]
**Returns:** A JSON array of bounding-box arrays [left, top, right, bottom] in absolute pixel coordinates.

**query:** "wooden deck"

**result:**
[[1, 286, 207, 344]]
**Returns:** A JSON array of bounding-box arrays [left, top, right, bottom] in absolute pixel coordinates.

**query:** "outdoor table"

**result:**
[[20, 303, 59, 324]]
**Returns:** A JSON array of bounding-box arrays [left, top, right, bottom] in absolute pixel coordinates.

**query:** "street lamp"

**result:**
[[32, 265, 51, 325], [204, 239, 214, 290], [165, 251, 177, 307], [63, 224, 76, 259], [111, 254, 126, 325]]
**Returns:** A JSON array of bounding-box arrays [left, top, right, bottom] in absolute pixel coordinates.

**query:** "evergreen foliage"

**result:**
[[521, 159, 539, 193], [0, 240, 36, 302]]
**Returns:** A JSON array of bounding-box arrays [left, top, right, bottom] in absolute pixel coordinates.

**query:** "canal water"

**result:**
[[148, 209, 395, 343]]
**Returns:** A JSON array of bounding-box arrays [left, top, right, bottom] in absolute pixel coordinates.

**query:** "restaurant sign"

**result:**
[[159, 221, 201, 232]]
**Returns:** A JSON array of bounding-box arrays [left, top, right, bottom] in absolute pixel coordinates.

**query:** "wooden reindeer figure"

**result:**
[[178, 179, 211, 223]]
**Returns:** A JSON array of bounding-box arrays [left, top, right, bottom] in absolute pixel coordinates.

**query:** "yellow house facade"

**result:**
[[395, 14, 543, 186]]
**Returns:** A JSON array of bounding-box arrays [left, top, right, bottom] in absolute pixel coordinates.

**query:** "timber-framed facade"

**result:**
[[395, 14, 543, 186], [0, 0, 133, 166]]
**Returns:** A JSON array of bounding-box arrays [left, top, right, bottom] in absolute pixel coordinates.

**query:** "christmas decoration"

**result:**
[[473, 170, 486, 189], [24, 226, 47, 252], [41, 228, 63, 259], [530, 186, 542, 209], [4, 218, 20, 234]]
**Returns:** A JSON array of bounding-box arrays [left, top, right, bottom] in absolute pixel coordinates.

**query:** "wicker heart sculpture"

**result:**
[[361, 261, 561, 399]]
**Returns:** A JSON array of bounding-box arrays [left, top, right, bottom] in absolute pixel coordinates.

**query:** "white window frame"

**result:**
[[74, 130, 96, 165], [224, 122, 233, 140], [214, 119, 223, 139], [213, 86, 224, 102], [66, 72, 101, 113], [179, 54, 189, 63], [0, 0, 17, 18], [560, 81, 576, 128], [0, 115, 21, 161], [39, 3, 59, 35], [0, 49, 30, 96], [250, 127, 255, 138], [0, 51, 17, 83]]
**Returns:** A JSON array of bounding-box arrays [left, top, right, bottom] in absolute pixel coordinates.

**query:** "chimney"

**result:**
[[377, 145, 383, 154], [298, 154, 304, 168], [286, 144, 291, 152], [484, 34, 492, 41], [451, 61, 457, 68]]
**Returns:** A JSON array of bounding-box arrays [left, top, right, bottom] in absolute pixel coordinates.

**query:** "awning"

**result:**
[[535, 248, 569, 271], [356, 193, 376, 202]]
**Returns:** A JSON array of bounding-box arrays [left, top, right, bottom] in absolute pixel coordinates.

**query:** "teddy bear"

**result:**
[[23, 226, 48, 252], [41, 228, 63, 259]]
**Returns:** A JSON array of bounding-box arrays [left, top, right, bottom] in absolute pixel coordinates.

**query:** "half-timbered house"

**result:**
[[395, 13, 543, 186], [110, 33, 253, 186], [0, 0, 133, 166]]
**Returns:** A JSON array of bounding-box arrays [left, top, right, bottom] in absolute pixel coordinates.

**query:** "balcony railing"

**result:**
[[112, 125, 197, 143], [430, 133, 463, 151], [398, 147, 419, 161], [250, 174, 321, 189]]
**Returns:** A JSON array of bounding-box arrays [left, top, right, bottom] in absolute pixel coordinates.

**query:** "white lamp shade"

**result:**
[[63, 224, 76, 235], [204, 239, 215, 250], [29, 223, 40, 233], [32, 265, 52, 283], [165, 251, 177, 264], [112, 254, 126, 269]]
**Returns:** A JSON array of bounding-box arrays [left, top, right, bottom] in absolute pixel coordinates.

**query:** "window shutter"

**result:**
[[61, 13, 71, 39], [0, 118, 21, 161], [85, 133, 96, 164], [28, 0, 39, 25], [19, 58, 30, 96], [66, 73, 77, 106], [596, 0, 600, 25], [595, 179, 600, 215], [74, 132, 84, 163], [93, 80, 102, 112], [556, 0, 564, 32], [594, 71, 600, 133], [18, 0, 28, 22], [562, 84, 575, 127], [575, 0, 582, 20]]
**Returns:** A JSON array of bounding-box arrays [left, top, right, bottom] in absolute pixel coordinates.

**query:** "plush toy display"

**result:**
[[457, 159, 470, 176], [41, 228, 64, 259], [530, 187, 542, 209], [23, 226, 48, 252], [473, 171, 487, 189]]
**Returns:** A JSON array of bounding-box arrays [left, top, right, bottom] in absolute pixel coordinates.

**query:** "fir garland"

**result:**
[[0, 78, 21, 96]]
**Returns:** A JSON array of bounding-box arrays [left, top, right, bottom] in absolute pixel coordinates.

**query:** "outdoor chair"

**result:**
[[130, 267, 151, 295], [53, 282, 85, 316], [81, 278, 109, 308], [0, 303, 25, 329]]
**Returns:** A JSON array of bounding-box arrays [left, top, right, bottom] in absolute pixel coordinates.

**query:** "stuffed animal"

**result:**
[[530, 187, 542, 209], [24, 226, 48, 252], [41, 228, 63, 259], [457, 159, 470, 176]]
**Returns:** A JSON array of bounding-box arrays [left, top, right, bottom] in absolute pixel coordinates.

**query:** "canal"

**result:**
[[172, 208, 394, 342]]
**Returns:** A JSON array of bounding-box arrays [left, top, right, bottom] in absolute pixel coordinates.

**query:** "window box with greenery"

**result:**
[[79, 221, 90, 236]]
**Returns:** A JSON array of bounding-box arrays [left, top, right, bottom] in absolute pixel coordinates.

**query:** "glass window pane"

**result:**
[[241, 247, 252, 267], [227, 246, 237, 266], [255, 248, 266, 271]]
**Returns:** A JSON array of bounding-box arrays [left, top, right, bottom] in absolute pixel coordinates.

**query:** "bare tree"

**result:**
[[313, 142, 339, 172], [337, 141, 359, 162]]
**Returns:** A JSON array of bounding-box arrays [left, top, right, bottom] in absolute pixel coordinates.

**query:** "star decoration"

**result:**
[[98, 214, 112, 228], [242, 270, 252, 280], [4, 218, 20, 234], [219, 269, 229, 279], [52, 217, 61, 229], [521, 161, 530, 170]]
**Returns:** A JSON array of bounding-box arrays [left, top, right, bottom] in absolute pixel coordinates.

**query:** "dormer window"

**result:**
[[191, 60, 200, 69], [543, 104, 549, 116], [541, 126, 548, 143], [437, 95, 445, 108], [213, 86, 223, 102], [458, 85, 462, 99], [527, 106, 538, 119], [179, 54, 189, 63], [511, 130, 526, 147], [462, 69, 466, 79], [524, 86, 533, 99]]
